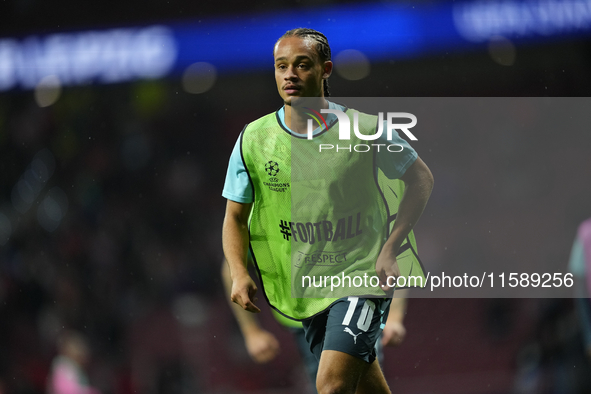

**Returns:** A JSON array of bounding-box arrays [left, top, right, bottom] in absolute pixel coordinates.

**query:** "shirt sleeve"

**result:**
[[569, 237, 586, 277], [376, 120, 418, 179], [569, 235, 591, 349], [222, 133, 254, 203], [575, 286, 591, 349]]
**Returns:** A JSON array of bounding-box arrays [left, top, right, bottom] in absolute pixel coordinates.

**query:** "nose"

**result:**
[[284, 65, 298, 80]]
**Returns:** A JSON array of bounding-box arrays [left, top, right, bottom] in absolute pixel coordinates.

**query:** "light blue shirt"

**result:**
[[222, 102, 418, 203], [569, 238, 585, 278], [569, 235, 591, 349]]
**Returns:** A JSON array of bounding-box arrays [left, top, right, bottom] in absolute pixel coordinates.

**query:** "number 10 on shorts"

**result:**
[[342, 296, 376, 332]]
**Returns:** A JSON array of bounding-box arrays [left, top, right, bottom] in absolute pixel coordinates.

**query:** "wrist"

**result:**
[[229, 263, 250, 282], [382, 238, 401, 257], [386, 315, 404, 325]]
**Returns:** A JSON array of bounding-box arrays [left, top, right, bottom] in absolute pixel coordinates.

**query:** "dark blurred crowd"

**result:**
[[0, 81, 234, 393]]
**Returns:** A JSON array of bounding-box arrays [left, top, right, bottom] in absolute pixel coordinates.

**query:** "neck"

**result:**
[[284, 97, 328, 135]]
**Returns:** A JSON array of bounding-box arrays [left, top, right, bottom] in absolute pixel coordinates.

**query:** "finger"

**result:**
[[252, 347, 271, 363], [243, 297, 261, 312], [264, 341, 280, 362], [245, 303, 261, 313], [245, 288, 261, 312], [252, 347, 273, 364], [390, 334, 404, 347], [382, 271, 400, 290], [383, 332, 402, 347], [380, 274, 395, 292], [243, 297, 261, 313], [235, 289, 260, 312], [383, 267, 400, 279], [248, 285, 258, 300], [255, 352, 272, 364], [231, 294, 244, 308], [256, 347, 278, 364], [384, 325, 406, 346]]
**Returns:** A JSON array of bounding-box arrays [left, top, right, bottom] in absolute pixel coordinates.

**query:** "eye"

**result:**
[[298, 63, 309, 69], [276, 64, 287, 70]]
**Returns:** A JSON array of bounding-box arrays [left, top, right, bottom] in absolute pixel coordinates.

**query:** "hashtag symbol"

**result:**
[[279, 220, 291, 241]]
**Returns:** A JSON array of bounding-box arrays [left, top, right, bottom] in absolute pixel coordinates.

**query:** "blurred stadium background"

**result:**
[[2, 0, 591, 393]]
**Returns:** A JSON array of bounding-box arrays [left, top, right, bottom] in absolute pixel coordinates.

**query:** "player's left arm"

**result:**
[[376, 157, 434, 291], [382, 289, 408, 346]]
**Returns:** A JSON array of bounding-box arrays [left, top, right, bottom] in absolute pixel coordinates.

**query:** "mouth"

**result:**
[[283, 85, 301, 95]]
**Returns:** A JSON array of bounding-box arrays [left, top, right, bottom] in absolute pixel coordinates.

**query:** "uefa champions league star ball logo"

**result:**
[[265, 161, 280, 177], [263, 161, 288, 193]]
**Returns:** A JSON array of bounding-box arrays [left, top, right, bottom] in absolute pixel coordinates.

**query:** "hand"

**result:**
[[375, 246, 400, 293], [244, 328, 280, 363], [381, 321, 406, 347], [231, 274, 261, 313]]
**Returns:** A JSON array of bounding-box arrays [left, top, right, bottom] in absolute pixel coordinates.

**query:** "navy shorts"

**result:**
[[302, 296, 391, 364]]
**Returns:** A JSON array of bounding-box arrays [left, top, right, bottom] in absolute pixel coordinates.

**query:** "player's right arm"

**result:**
[[222, 199, 261, 313], [221, 260, 280, 362]]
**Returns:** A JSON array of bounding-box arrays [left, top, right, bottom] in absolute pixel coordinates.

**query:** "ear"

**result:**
[[323, 61, 333, 79]]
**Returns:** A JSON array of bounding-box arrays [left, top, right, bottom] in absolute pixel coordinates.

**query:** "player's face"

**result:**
[[274, 37, 332, 105]]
